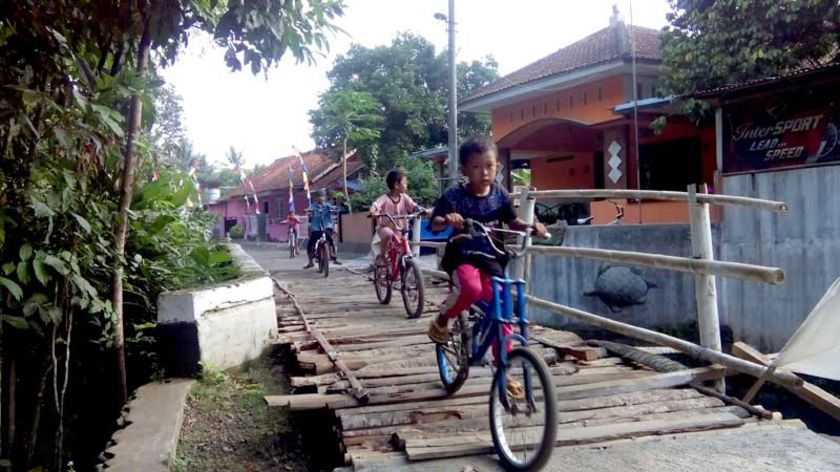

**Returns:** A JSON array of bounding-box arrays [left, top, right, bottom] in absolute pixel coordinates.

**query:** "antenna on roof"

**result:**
[[610, 4, 624, 27]]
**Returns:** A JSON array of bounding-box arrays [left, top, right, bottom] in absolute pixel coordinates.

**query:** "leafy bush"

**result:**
[[229, 224, 245, 239], [350, 155, 439, 211]]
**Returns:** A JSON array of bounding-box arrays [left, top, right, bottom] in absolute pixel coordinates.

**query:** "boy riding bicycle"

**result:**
[[303, 189, 341, 269], [369, 169, 426, 258], [427, 137, 548, 397]]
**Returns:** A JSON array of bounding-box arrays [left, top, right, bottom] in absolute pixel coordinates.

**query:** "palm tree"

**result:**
[[310, 89, 384, 212]]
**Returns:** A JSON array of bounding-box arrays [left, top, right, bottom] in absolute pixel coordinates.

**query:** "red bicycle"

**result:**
[[370, 211, 426, 319]]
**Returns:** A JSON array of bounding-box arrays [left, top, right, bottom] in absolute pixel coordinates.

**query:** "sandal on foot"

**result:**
[[506, 378, 526, 400], [427, 316, 449, 344]]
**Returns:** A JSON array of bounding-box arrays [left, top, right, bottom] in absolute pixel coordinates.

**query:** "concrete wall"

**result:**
[[528, 224, 708, 333], [340, 211, 376, 254], [720, 166, 840, 351], [156, 244, 277, 375]]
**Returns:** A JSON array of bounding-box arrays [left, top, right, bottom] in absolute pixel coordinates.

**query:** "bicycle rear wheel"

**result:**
[[289, 233, 297, 258], [401, 258, 425, 319], [489, 347, 557, 471], [435, 313, 470, 394]]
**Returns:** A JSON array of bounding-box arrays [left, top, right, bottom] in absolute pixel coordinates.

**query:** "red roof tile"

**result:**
[[691, 61, 840, 99], [228, 150, 363, 197], [463, 23, 660, 105]]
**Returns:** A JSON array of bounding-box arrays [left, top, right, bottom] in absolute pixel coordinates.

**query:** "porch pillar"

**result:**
[[499, 147, 512, 191]]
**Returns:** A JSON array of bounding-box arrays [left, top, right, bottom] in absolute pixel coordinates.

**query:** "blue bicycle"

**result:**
[[435, 220, 557, 471]]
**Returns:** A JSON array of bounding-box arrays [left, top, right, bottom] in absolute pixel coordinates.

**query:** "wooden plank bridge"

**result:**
[[263, 265, 840, 472]]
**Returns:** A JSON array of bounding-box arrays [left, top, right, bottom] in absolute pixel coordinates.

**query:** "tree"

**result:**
[[150, 84, 187, 170], [318, 33, 499, 171], [661, 0, 840, 118], [0, 0, 346, 449], [458, 56, 501, 139], [226, 146, 245, 168], [350, 156, 439, 211], [310, 89, 385, 211]]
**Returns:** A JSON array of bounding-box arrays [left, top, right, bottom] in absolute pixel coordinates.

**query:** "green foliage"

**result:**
[[213, 0, 346, 72], [310, 89, 385, 160], [350, 156, 439, 211], [229, 224, 245, 239], [661, 0, 840, 119], [128, 170, 239, 296], [511, 169, 531, 187], [315, 33, 499, 171], [151, 84, 188, 169], [0, 0, 343, 467]]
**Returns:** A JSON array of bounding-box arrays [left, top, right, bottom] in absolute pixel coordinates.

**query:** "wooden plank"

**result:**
[[264, 393, 357, 410], [733, 341, 840, 422], [274, 278, 370, 403], [337, 388, 706, 431], [592, 339, 775, 420], [336, 367, 723, 413], [342, 396, 728, 440], [404, 411, 746, 460], [392, 405, 749, 450]]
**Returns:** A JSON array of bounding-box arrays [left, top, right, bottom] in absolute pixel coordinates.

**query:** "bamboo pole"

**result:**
[[519, 190, 535, 285], [526, 245, 784, 285], [411, 215, 422, 258], [415, 241, 446, 249], [525, 295, 803, 389], [688, 184, 724, 393], [530, 189, 787, 213]]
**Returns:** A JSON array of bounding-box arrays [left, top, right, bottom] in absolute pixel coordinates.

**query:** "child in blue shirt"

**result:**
[[304, 189, 340, 269]]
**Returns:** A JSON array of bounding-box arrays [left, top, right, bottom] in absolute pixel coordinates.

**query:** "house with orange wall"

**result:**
[[460, 11, 716, 224]]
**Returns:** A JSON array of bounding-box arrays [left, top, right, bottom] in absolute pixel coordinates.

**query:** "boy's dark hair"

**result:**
[[385, 169, 405, 190], [459, 136, 498, 166]]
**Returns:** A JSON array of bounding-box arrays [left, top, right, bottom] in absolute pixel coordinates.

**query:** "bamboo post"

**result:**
[[520, 190, 535, 289], [411, 214, 422, 258], [688, 183, 724, 393], [529, 189, 787, 213], [525, 295, 803, 389], [525, 245, 784, 284]]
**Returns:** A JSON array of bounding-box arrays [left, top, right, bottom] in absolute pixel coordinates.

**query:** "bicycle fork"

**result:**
[[491, 279, 533, 411]]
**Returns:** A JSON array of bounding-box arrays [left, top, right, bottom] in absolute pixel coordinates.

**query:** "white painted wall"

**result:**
[[157, 244, 277, 372]]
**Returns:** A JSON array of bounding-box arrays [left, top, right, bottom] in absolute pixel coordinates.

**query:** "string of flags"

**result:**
[[292, 145, 310, 203], [234, 164, 260, 214], [288, 167, 295, 214]]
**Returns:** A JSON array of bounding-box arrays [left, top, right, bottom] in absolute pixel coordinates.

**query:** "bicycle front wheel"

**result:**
[[289, 233, 297, 258], [435, 313, 470, 394], [401, 258, 425, 319], [489, 347, 557, 471]]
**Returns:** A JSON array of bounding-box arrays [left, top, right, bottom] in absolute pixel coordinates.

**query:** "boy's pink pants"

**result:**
[[440, 264, 513, 365]]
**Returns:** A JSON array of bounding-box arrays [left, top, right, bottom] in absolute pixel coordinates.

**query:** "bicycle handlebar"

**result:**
[[367, 209, 428, 227]]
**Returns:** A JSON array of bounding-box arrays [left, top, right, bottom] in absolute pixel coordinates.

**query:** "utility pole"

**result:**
[[436, 0, 458, 187]]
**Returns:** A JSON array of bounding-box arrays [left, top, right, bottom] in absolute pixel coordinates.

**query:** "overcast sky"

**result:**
[[161, 0, 671, 168]]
